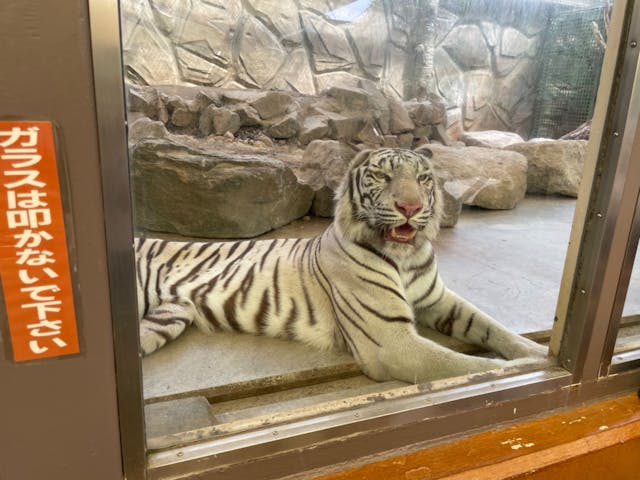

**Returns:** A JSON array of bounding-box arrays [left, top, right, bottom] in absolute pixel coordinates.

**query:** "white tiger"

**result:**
[[136, 147, 547, 383]]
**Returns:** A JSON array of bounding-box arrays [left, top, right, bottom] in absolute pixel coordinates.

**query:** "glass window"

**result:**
[[612, 219, 640, 368], [113, 0, 625, 468], [618, 245, 640, 350], [622, 248, 640, 318]]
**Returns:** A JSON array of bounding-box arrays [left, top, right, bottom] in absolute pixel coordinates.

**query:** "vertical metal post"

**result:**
[[87, 0, 147, 478]]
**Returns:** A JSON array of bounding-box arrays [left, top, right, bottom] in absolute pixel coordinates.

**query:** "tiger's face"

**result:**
[[335, 148, 442, 258]]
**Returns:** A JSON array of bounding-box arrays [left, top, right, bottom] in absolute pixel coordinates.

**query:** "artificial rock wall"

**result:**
[[121, 0, 552, 138]]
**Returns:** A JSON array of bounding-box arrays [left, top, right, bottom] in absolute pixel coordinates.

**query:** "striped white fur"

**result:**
[[136, 148, 547, 383]]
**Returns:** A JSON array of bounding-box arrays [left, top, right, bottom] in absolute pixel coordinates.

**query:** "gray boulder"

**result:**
[[299, 116, 330, 145], [388, 98, 415, 134], [128, 117, 168, 145], [267, 112, 299, 139], [127, 85, 162, 119], [230, 104, 262, 127], [170, 107, 198, 129], [506, 140, 587, 197], [297, 140, 356, 191], [297, 140, 356, 217], [131, 139, 314, 238], [438, 184, 463, 228], [404, 99, 447, 126], [325, 85, 391, 134], [459, 130, 525, 149], [250, 91, 294, 120], [211, 108, 241, 135], [428, 144, 528, 210]]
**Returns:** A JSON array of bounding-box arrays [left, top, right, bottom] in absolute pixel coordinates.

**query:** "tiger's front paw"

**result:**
[[504, 338, 548, 360], [505, 355, 555, 371]]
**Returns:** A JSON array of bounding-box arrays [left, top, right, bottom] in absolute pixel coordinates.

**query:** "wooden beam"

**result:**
[[313, 393, 640, 480]]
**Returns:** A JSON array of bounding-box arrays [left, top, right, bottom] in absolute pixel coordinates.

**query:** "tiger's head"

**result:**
[[334, 147, 442, 258]]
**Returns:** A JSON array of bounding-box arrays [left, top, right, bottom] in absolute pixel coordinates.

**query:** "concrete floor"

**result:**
[[143, 196, 640, 402], [436, 195, 575, 333], [142, 195, 640, 445], [434, 195, 640, 328], [144, 197, 573, 399]]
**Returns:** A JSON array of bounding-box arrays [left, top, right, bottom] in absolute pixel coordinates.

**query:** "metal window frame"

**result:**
[[88, 0, 640, 479], [552, 0, 640, 381], [87, 0, 146, 479]]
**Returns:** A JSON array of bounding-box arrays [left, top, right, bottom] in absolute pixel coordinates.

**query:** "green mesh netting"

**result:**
[[532, 5, 606, 139]]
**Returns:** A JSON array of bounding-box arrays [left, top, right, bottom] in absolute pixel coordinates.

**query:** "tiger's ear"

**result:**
[[348, 149, 374, 170], [414, 144, 433, 159]]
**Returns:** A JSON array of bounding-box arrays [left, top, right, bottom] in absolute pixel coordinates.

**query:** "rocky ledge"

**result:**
[[127, 86, 587, 238]]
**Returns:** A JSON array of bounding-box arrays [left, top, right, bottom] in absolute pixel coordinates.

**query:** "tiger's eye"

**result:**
[[372, 171, 391, 182]]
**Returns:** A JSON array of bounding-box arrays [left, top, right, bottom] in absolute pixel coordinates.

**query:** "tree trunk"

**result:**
[[402, 0, 439, 101]]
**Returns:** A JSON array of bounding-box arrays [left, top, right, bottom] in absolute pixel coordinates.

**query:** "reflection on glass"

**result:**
[[619, 244, 640, 349], [121, 0, 611, 449]]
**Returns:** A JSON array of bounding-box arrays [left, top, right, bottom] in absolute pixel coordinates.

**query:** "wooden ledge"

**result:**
[[314, 392, 640, 480]]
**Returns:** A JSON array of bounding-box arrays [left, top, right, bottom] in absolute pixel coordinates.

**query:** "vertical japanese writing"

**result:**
[[0, 121, 79, 361]]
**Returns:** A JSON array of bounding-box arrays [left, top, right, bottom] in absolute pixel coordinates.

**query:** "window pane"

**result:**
[[120, 0, 611, 450], [618, 244, 640, 351]]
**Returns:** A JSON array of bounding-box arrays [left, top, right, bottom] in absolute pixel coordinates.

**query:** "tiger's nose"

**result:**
[[395, 201, 423, 218]]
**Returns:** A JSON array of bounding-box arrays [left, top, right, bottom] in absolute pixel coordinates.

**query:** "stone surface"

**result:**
[[405, 100, 447, 126], [211, 108, 241, 135], [121, 0, 181, 85], [129, 84, 448, 150], [128, 117, 168, 145], [382, 135, 399, 148], [347, 3, 387, 78], [170, 107, 197, 128], [250, 91, 294, 120], [311, 186, 335, 218], [237, 16, 286, 87], [397, 133, 414, 149], [246, 0, 302, 46], [271, 48, 316, 95], [175, 46, 228, 85], [327, 113, 366, 142], [388, 98, 415, 134], [326, 85, 391, 135], [506, 140, 587, 197], [356, 120, 384, 146], [300, 11, 356, 72], [438, 182, 463, 228], [297, 140, 356, 192], [230, 104, 262, 127], [175, 0, 240, 67], [429, 144, 528, 210], [433, 47, 464, 107], [128, 85, 162, 119], [299, 116, 330, 145], [459, 130, 525, 149], [121, 0, 558, 136], [442, 24, 491, 69], [131, 139, 314, 238], [267, 112, 299, 139]]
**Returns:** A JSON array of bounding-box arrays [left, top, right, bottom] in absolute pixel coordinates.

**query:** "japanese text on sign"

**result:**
[[0, 121, 79, 361]]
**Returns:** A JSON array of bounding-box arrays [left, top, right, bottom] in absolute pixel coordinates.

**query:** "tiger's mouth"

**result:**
[[383, 223, 417, 244]]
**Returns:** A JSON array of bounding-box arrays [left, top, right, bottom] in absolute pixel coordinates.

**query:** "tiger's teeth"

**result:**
[[391, 227, 416, 240]]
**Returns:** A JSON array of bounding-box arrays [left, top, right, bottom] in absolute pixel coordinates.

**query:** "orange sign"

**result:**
[[0, 121, 80, 361]]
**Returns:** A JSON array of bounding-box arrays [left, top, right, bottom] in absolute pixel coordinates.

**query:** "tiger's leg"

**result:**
[[139, 300, 198, 355], [353, 322, 539, 383], [416, 287, 547, 360]]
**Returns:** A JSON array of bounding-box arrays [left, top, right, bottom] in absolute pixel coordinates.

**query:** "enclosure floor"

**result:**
[[142, 195, 640, 404]]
